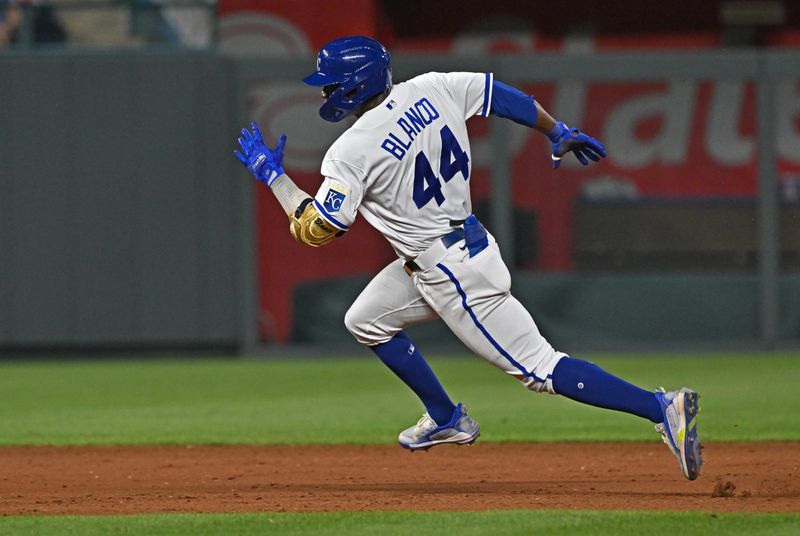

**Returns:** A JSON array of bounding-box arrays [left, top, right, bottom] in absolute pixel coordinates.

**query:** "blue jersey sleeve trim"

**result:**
[[481, 72, 494, 117], [436, 262, 549, 383], [313, 200, 350, 231], [489, 80, 538, 127]]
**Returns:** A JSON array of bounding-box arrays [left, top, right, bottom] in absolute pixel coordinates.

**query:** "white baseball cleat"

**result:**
[[655, 387, 703, 480], [398, 403, 480, 451]]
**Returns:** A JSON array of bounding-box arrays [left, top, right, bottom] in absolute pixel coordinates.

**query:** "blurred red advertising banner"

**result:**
[[507, 80, 800, 270]]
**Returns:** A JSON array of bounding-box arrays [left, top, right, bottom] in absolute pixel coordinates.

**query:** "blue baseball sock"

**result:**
[[552, 357, 663, 423], [370, 331, 456, 425]]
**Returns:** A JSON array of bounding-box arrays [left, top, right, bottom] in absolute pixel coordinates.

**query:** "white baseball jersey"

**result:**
[[312, 72, 494, 259], [320, 72, 565, 394]]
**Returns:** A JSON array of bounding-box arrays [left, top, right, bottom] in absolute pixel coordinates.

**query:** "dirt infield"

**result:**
[[1, 443, 798, 516]]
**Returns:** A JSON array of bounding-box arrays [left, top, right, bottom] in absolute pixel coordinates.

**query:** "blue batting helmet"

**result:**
[[303, 36, 392, 122]]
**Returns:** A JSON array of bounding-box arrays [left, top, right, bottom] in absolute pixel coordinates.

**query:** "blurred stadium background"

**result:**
[[2, 0, 800, 357]]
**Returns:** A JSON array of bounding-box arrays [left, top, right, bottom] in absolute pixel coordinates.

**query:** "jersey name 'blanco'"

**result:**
[[312, 72, 494, 259]]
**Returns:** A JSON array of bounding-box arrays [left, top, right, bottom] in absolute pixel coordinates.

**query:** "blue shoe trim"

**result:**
[[436, 263, 548, 383], [656, 391, 678, 450], [439, 402, 463, 429], [655, 391, 666, 421], [400, 403, 468, 448]]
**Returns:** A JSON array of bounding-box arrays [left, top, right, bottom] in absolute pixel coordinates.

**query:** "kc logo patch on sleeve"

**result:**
[[322, 181, 349, 213]]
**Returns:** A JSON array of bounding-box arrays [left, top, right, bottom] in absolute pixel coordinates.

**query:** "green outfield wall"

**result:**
[[0, 53, 246, 351], [293, 274, 800, 350]]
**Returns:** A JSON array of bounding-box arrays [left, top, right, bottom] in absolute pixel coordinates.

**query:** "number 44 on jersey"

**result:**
[[413, 125, 470, 209]]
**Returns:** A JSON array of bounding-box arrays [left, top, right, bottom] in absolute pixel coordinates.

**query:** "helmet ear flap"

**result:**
[[344, 85, 360, 100], [319, 82, 376, 122], [319, 85, 349, 122]]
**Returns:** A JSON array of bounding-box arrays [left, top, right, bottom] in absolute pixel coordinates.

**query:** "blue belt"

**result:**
[[441, 228, 465, 248]]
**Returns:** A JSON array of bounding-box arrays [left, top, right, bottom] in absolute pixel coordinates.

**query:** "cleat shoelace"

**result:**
[[413, 413, 437, 435]]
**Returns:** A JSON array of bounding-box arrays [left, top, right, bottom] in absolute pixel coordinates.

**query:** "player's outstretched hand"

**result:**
[[548, 121, 606, 169], [234, 121, 287, 186]]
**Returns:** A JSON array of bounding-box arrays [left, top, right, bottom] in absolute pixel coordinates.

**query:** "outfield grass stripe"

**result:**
[[0, 354, 797, 445], [1, 511, 798, 536]]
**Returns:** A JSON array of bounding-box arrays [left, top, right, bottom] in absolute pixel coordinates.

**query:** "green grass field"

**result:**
[[0, 353, 798, 445], [1, 352, 798, 534], [1, 511, 798, 536]]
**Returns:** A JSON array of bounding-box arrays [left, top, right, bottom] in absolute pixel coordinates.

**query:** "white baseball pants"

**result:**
[[344, 236, 565, 393]]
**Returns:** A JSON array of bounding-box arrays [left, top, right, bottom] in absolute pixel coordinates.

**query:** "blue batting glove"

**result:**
[[547, 121, 607, 170], [234, 121, 287, 187]]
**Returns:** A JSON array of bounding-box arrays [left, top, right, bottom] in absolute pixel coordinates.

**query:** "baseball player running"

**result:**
[[235, 36, 703, 480]]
